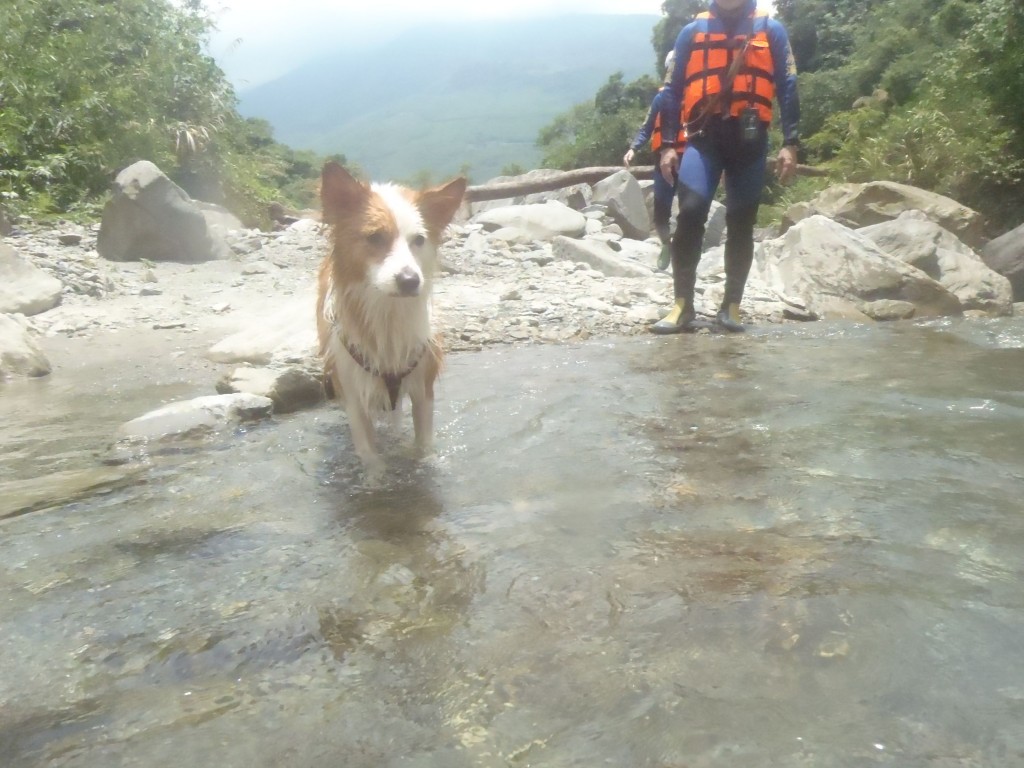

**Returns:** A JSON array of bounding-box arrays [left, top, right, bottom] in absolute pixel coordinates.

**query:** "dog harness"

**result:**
[[345, 342, 424, 410]]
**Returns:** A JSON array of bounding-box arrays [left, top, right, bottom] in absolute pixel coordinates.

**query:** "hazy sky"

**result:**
[[204, 0, 774, 89]]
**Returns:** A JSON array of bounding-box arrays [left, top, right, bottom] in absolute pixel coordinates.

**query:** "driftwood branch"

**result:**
[[464, 164, 828, 203]]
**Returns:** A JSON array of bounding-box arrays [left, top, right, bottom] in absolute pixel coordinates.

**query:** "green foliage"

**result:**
[[780, 0, 1024, 229], [651, 0, 707, 74], [3, 0, 1024, 232], [538, 73, 660, 170], [775, 0, 881, 73], [938, 0, 1024, 156], [793, 69, 863, 139], [759, 171, 832, 228], [0, 0, 324, 225]]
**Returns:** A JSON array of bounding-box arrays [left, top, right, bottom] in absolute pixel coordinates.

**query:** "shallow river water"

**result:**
[[2, 318, 1024, 767]]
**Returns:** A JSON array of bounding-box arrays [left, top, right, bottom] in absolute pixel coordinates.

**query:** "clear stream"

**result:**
[[2, 318, 1024, 767]]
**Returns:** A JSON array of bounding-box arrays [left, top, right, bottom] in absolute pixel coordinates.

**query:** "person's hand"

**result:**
[[659, 148, 679, 185], [623, 148, 635, 168], [775, 145, 798, 185]]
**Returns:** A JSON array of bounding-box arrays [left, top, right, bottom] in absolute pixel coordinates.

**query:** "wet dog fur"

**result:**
[[315, 162, 466, 477]]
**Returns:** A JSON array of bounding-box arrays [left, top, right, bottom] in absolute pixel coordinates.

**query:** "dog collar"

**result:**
[[345, 342, 424, 410]]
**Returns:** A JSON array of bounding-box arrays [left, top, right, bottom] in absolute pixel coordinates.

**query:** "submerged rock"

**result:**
[[118, 393, 274, 441]]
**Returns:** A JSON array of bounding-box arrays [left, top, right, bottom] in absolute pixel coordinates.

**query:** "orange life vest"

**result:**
[[682, 10, 775, 127], [652, 111, 686, 152]]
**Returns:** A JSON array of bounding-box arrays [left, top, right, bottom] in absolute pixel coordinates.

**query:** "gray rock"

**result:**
[[981, 221, 1024, 301], [591, 169, 651, 241], [488, 227, 536, 246], [0, 313, 51, 378], [859, 210, 1013, 315], [206, 294, 317, 365], [551, 236, 653, 278], [216, 365, 324, 414], [0, 243, 63, 316], [97, 160, 232, 263], [119, 393, 274, 440], [703, 201, 727, 252], [783, 180, 986, 250], [472, 201, 587, 240], [756, 215, 963, 320], [522, 183, 592, 210], [861, 299, 917, 321]]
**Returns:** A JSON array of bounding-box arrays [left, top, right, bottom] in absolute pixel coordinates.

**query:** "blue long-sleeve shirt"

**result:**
[[630, 88, 671, 151], [659, 0, 800, 147]]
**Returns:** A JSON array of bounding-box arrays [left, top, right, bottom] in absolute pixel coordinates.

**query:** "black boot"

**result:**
[[717, 205, 757, 333], [716, 302, 746, 332], [652, 296, 697, 334], [652, 189, 707, 333], [652, 266, 697, 334], [656, 224, 672, 271]]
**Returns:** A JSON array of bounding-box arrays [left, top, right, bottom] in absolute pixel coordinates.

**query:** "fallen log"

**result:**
[[464, 164, 827, 203]]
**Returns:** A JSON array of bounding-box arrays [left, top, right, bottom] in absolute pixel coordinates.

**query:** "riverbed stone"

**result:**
[[97, 160, 231, 263], [119, 393, 274, 440], [206, 294, 318, 365], [861, 299, 917, 321], [859, 210, 1013, 315], [757, 215, 963, 319], [471, 201, 587, 240], [982, 221, 1024, 301], [216, 365, 324, 414], [551, 236, 652, 278], [0, 243, 64, 316], [0, 466, 139, 519], [784, 180, 986, 250], [0, 313, 51, 378], [591, 169, 651, 241], [487, 226, 536, 246]]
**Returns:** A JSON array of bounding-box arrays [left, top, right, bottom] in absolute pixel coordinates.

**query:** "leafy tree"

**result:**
[[775, 0, 881, 73], [941, 0, 1024, 158], [537, 73, 660, 170], [0, 0, 324, 224], [794, 0, 1024, 228], [651, 0, 706, 74], [0, 0, 227, 211]]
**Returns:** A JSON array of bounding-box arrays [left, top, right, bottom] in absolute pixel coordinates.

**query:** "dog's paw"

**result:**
[[360, 455, 386, 486], [412, 440, 435, 461]]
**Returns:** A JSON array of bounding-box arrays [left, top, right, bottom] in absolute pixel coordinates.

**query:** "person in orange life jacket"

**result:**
[[623, 51, 685, 271], [652, 0, 800, 333]]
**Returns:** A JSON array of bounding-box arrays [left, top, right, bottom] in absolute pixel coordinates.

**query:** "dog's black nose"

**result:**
[[395, 267, 421, 295]]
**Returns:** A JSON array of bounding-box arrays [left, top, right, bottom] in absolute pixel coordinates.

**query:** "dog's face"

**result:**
[[320, 162, 466, 298]]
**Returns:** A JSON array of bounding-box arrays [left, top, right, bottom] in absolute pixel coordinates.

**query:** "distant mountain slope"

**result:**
[[238, 15, 660, 183]]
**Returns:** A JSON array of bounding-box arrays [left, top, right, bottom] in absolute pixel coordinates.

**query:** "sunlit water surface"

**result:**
[[2, 319, 1024, 767]]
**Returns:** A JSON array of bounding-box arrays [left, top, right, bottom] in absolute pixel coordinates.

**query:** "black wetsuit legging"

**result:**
[[670, 115, 768, 308]]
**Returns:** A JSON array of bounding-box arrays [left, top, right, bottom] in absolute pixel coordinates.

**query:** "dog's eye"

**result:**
[[410, 234, 426, 248], [366, 230, 388, 248]]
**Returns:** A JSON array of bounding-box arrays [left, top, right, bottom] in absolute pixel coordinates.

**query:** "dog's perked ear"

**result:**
[[417, 177, 467, 241], [320, 161, 369, 219]]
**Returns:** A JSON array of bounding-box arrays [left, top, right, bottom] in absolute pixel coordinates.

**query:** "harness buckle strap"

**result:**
[[345, 342, 425, 411]]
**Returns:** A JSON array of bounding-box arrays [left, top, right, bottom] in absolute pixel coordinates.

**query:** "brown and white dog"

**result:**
[[315, 162, 466, 476]]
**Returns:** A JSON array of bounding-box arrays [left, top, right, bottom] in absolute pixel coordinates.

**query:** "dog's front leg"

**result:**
[[346, 405, 384, 478], [410, 391, 434, 456]]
